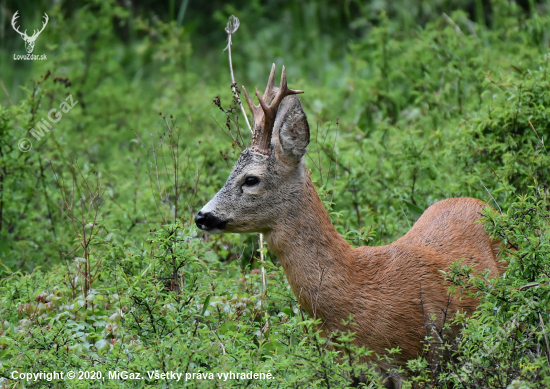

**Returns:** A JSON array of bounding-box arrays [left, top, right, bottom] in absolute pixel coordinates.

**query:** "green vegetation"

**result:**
[[0, 0, 549, 387]]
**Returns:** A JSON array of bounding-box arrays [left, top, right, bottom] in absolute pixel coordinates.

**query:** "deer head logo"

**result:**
[[11, 11, 49, 54]]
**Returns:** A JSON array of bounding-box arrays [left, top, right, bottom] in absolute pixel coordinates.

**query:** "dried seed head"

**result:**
[[225, 15, 240, 35]]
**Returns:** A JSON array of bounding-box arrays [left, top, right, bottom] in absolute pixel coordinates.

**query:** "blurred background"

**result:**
[[0, 0, 540, 102]]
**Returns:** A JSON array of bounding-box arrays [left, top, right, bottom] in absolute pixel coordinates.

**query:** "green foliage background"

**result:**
[[0, 0, 549, 387]]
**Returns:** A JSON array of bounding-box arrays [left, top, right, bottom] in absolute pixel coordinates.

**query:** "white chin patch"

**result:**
[[204, 227, 224, 235]]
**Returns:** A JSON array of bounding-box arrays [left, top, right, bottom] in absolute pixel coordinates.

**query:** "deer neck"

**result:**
[[265, 169, 355, 322]]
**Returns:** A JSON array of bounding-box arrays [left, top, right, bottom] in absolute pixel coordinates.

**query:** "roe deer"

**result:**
[[196, 64, 504, 385]]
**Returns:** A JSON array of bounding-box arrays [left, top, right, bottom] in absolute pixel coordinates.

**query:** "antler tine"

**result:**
[[242, 84, 265, 142], [262, 63, 278, 103], [253, 65, 304, 153], [241, 85, 262, 119], [272, 66, 303, 107], [256, 66, 303, 114], [241, 63, 278, 124]]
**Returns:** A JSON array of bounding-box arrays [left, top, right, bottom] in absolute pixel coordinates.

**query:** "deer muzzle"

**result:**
[[195, 211, 228, 233]]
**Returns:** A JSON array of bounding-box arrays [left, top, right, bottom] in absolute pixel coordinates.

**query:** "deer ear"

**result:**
[[274, 95, 310, 163]]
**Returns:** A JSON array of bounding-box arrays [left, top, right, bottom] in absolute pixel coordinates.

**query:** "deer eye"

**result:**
[[244, 176, 260, 186]]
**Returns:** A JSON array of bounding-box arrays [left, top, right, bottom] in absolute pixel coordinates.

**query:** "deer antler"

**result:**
[[11, 11, 28, 39], [31, 13, 49, 39], [242, 64, 303, 154]]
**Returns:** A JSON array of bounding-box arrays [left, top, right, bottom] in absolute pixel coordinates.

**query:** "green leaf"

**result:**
[[201, 294, 211, 316], [403, 200, 424, 216]]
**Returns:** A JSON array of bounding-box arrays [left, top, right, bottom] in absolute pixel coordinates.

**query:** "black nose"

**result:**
[[195, 211, 227, 231]]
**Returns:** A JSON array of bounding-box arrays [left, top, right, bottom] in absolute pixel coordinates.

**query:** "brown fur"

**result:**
[[268, 173, 503, 365], [197, 68, 504, 380]]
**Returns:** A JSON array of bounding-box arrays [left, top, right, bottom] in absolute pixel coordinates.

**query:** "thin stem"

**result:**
[[480, 180, 503, 215], [224, 16, 266, 336], [259, 233, 269, 335], [151, 134, 167, 224], [225, 19, 252, 134], [539, 312, 550, 368]]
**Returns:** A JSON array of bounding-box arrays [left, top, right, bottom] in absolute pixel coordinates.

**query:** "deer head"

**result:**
[[196, 64, 309, 233], [11, 11, 49, 54]]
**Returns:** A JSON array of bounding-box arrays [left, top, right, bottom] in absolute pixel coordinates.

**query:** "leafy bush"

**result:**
[[407, 190, 550, 387]]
